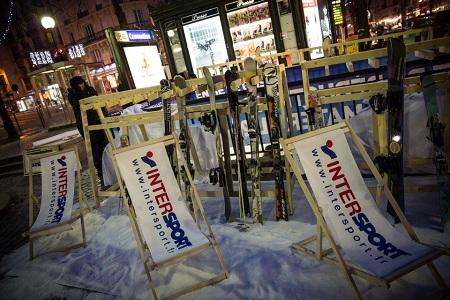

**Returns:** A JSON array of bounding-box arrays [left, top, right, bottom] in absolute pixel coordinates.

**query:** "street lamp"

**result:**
[[40, 16, 55, 29], [41, 16, 58, 52]]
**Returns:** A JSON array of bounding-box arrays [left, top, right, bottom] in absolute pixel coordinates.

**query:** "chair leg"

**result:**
[[427, 262, 448, 289], [80, 214, 87, 247]]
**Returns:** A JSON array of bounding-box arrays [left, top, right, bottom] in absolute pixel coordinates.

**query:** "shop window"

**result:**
[[92, 49, 102, 62], [227, 2, 275, 60], [369, 0, 401, 35], [182, 15, 228, 72], [301, 0, 332, 59], [69, 32, 76, 44], [84, 24, 95, 41], [167, 28, 187, 74]]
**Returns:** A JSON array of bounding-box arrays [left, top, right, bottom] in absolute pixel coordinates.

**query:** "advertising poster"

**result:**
[[183, 15, 228, 72], [115, 142, 209, 263], [123, 45, 166, 88], [293, 129, 432, 276]]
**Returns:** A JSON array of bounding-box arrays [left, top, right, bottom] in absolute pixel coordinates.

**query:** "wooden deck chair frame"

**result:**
[[26, 146, 87, 260], [81, 86, 183, 206], [111, 134, 229, 300], [281, 120, 448, 299]]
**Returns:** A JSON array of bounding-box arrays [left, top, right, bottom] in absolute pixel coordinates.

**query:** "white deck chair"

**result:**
[[281, 121, 448, 299], [26, 148, 87, 260], [112, 134, 228, 300]]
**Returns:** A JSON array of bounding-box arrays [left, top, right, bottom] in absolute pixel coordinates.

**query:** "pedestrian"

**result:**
[[68, 76, 108, 188]]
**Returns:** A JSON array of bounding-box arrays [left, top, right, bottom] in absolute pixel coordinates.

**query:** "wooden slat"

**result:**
[[113, 134, 174, 155]]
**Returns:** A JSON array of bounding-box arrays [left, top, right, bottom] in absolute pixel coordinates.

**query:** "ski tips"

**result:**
[[243, 57, 257, 74], [388, 38, 406, 56], [173, 75, 187, 89], [225, 69, 238, 87], [160, 79, 171, 91], [262, 63, 277, 87]]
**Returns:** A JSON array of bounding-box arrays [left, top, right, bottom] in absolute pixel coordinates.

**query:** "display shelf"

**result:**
[[232, 31, 274, 44], [233, 33, 275, 47], [229, 17, 271, 32]]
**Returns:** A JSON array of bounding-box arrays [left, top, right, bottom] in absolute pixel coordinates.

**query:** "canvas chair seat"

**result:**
[[112, 134, 228, 300], [282, 121, 448, 299], [25, 148, 87, 260]]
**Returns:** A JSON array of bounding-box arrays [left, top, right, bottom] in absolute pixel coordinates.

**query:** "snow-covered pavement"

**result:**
[[0, 180, 449, 299]]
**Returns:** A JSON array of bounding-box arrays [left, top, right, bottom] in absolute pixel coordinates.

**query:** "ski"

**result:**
[[173, 75, 194, 212], [422, 75, 450, 228], [202, 67, 232, 222], [385, 38, 406, 221], [244, 57, 262, 224], [225, 69, 251, 219], [160, 79, 175, 167], [263, 63, 288, 221]]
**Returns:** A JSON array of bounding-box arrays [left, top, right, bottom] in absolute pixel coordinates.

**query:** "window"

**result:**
[[84, 24, 95, 41], [69, 32, 75, 44], [134, 9, 144, 26], [92, 49, 102, 62]]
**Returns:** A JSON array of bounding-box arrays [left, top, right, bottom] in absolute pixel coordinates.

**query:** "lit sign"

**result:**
[[30, 51, 53, 66], [302, 0, 318, 8], [68, 44, 86, 59], [225, 0, 264, 11], [115, 30, 155, 43], [332, 3, 343, 25], [181, 8, 219, 24]]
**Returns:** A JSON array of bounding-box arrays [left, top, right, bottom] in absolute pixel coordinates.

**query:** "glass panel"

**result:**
[[167, 28, 187, 73], [183, 16, 228, 73], [123, 45, 167, 88], [302, 0, 332, 59]]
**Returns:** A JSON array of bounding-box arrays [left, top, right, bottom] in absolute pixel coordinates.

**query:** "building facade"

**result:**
[[4, 0, 156, 96], [53, 0, 155, 93]]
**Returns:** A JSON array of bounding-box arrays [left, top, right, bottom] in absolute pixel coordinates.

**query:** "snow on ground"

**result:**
[[0, 180, 449, 300]]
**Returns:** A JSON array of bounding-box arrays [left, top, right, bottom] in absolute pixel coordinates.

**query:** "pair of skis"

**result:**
[[244, 58, 262, 224], [225, 68, 251, 225], [223, 59, 288, 223], [202, 67, 232, 221]]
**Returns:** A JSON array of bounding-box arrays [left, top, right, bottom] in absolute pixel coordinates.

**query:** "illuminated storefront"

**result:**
[[300, 0, 332, 59], [153, 0, 291, 75], [226, 0, 275, 60], [152, 0, 444, 69]]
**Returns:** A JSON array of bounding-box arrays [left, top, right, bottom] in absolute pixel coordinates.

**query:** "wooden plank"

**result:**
[[346, 62, 354, 73], [414, 49, 435, 60], [283, 122, 348, 147], [113, 135, 174, 155], [439, 46, 450, 54], [368, 58, 380, 69], [149, 242, 211, 270]]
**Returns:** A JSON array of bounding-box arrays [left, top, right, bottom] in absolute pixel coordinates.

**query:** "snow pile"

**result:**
[[0, 182, 449, 299]]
